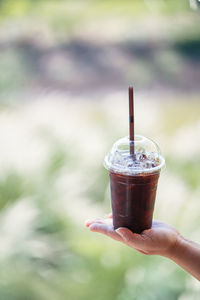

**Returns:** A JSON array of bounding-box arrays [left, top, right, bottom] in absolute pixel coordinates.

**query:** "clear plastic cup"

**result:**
[[104, 135, 165, 233]]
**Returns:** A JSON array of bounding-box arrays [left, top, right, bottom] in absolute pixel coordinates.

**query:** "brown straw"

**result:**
[[129, 86, 134, 156]]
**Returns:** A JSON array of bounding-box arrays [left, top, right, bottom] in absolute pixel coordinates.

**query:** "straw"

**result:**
[[129, 86, 134, 156]]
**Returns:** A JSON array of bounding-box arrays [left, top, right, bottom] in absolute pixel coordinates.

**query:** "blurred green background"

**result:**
[[0, 0, 200, 299]]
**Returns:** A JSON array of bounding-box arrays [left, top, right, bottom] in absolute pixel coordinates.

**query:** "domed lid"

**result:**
[[104, 135, 165, 175]]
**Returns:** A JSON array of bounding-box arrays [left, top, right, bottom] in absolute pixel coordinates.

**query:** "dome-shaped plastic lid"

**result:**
[[104, 135, 165, 175]]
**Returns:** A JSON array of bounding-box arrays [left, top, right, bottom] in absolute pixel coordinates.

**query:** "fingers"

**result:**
[[85, 216, 112, 227], [89, 223, 123, 242], [85, 216, 121, 242], [85, 218, 104, 227], [85, 219, 150, 253]]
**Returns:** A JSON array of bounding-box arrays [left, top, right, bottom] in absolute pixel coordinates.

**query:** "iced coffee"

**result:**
[[104, 135, 165, 233]]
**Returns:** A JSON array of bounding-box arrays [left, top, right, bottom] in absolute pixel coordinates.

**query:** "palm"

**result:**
[[137, 221, 179, 255], [85, 215, 179, 256]]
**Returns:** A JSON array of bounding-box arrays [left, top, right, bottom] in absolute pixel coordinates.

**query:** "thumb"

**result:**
[[116, 227, 143, 247]]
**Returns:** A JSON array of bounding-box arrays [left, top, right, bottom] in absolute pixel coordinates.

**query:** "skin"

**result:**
[[85, 214, 200, 281]]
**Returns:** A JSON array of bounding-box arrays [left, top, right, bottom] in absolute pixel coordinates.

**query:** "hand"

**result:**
[[85, 214, 181, 257]]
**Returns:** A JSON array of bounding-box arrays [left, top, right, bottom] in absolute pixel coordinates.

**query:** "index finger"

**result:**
[[89, 222, 123, 242]]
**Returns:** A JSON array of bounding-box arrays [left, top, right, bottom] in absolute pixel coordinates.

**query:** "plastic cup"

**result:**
[[104, 135, 165, 233]]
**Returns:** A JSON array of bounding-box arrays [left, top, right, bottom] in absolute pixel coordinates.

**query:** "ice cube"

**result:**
[[139, 153, 147, 161]]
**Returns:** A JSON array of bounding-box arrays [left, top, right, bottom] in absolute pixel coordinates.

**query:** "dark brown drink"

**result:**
[[109, 170, 160, 233], [104, 88, 164, 234]]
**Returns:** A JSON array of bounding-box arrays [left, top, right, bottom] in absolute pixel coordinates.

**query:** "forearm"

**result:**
[[165, 236, 200, 281]]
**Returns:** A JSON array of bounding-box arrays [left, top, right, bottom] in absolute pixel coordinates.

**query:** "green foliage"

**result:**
[[0, 99, 197, 299], [0, 172, 31, 209], [45, 147, 68, 180], [86, 166, 108, 204], [167, 156, 200, 190], [161, 101, 200, 134], [0, 1, 199, 299]]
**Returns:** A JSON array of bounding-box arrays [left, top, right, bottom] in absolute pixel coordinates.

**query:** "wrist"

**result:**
[[164, 234, 186, 259]]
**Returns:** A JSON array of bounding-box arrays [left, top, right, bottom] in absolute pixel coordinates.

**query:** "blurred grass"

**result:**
[[0, 0, 199, 299], [0, 0, 197, 39], [0, 172, 33, 209], [167, 156, 200, 190], [0, 0, 191, 20], [161, 100, 200, 134], [0, 0, 199, 99], [0, 98, 199, 299]]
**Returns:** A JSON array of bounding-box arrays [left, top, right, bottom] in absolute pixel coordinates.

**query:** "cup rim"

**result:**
[[104, 155, 165, 176]]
